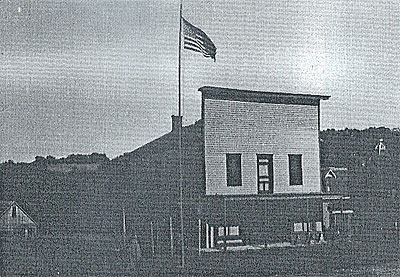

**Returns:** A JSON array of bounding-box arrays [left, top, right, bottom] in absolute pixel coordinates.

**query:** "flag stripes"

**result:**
[[182, 17, 217, 61]]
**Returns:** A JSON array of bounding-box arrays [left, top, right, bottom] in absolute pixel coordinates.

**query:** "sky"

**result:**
[[0, 0, 399, 163]]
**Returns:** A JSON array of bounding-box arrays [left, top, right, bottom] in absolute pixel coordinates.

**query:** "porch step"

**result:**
[[216, 236, 244, 248]]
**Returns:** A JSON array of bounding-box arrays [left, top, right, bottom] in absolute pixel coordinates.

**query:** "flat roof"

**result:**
[[199, 86, 330, 106]]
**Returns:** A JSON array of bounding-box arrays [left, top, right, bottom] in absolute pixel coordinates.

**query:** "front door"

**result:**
[[257, 154, 273, 194]]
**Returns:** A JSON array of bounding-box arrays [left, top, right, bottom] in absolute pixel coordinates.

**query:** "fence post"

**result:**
[[198, 218, 201, 256], [342, 196, 346, 246], [169, 217, 174, 257], [150, 221, 155, 256]]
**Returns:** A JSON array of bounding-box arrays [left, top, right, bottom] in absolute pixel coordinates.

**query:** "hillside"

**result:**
[[320, 127, 400, 169], [0, 153, 123, 235], [1, 127, 400, 234]]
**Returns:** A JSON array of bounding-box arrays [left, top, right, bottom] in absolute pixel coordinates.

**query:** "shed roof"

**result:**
[[199, 86, 330, 106]]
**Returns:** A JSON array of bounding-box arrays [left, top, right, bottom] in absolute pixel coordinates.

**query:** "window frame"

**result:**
[[257, 154, 274, 194], [288, 154, 303, 186], [226, 153, 242, 187]]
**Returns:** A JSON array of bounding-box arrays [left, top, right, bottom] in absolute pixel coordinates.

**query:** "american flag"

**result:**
[[182, 17, 217, 61]]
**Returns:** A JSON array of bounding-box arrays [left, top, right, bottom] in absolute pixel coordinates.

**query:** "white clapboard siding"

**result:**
[[204, 98, 321, 195]]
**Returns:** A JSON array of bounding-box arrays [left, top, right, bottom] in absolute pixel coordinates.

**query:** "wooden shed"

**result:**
[[0, 201, 37, 237]]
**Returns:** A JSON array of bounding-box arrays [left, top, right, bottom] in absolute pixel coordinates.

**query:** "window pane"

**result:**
[[289, 154, 303, 186], [226, 154, 242, 186], [259, 164, 269, 176]]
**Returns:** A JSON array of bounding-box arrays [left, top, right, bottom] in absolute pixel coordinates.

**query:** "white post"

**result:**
[[122, 207, 126, 243], [150, 221, 155, 256], [205, 223, 209, 248], [170, 217, 174, 256], [210, 226, 214, 248], [198, 219, 201, 255]]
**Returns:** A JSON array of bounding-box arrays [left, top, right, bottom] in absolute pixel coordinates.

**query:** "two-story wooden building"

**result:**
[[116, 86, 331, 255], [199, 86, 330, 247]]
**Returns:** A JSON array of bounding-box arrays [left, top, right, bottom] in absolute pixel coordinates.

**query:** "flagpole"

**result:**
[[178, 1, 182, 117], [178, 0, 185, 268]]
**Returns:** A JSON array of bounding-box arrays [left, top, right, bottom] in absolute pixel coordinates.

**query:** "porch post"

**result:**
[[264, 198, 267, 247], [223, 198, 227, 251], [205, 223, 209, 248], [210, 226, 214, 248]]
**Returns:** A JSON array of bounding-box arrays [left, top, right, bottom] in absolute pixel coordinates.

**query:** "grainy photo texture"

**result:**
[[1, 0, 399, 276]]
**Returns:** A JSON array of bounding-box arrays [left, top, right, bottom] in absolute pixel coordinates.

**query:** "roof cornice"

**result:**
[[199, 86, 330, 106]]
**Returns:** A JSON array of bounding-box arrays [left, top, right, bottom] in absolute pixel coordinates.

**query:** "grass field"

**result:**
[[137, 241, 399, 276], [1, 233, 131, 276], [1, 234, 398, 276]]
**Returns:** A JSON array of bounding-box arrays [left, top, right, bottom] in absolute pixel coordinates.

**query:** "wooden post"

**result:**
[[150, 221, 155, 256], [205, 223, 209, 248], [198, 219, 201, 256], [264, 198, 267, 247], [156, 221, 159, 254], [169, 217, 174, 257], [122, 207, 126, 244], [210, 226, 214, 248], [341, 196, 344, 239], [306, 197, 309, 227], [35, 234, 39, 275], [223, 198, 227, 251], [198, 196, 202, 255]]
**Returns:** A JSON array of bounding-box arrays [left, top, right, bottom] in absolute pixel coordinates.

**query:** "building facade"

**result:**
[[118, 86, 333, 254], [199, 86, 330, 247], [202, 86, 327, 195]]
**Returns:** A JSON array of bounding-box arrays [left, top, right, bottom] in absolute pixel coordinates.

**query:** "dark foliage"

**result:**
[[320, 127, 400, 169]]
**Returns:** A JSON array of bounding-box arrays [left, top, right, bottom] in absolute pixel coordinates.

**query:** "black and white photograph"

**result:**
[[1, 0, 399, 275]]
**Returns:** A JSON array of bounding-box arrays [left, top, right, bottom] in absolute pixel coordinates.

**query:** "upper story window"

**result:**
[[289, 154, 303, 186], [257, 154, 273, 194], [226, 154, 242, 186], [12, 206, 17, 218]]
